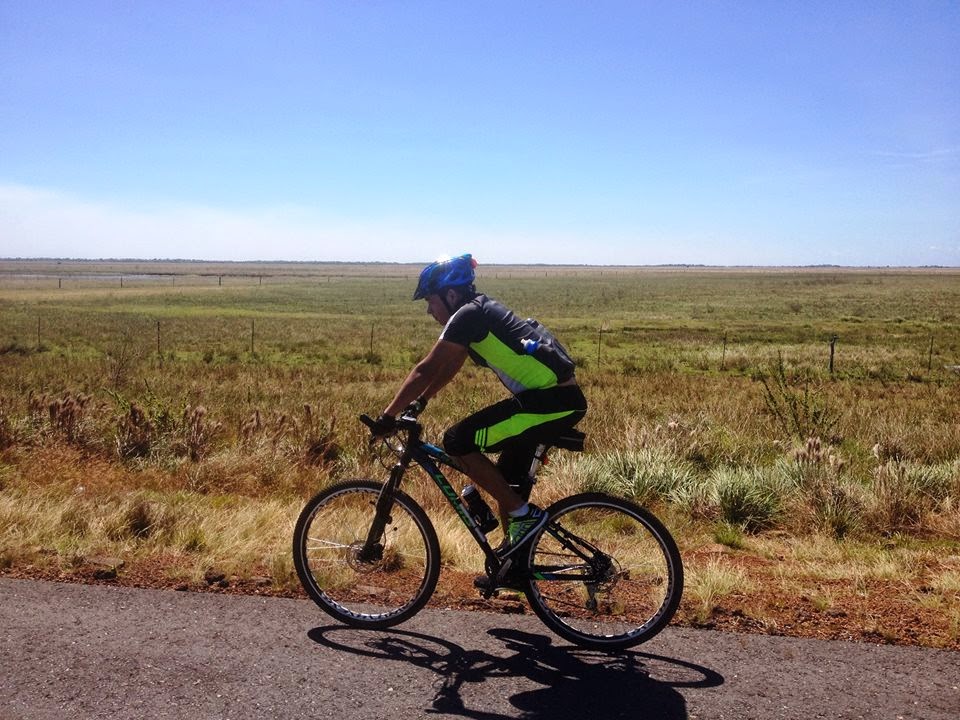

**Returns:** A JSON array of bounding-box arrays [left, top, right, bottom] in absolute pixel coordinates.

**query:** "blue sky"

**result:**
[[1, 1, 958, 266]]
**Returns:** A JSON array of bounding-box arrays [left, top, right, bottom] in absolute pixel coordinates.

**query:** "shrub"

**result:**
[[758, 353, 841, 441]]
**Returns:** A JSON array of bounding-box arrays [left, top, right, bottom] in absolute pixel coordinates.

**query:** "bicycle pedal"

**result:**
[[473, 575, 498, 599], [473, 558, 527, 596]]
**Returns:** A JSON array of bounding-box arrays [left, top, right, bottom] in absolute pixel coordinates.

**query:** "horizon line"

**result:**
[[1, 257, 959, 271]]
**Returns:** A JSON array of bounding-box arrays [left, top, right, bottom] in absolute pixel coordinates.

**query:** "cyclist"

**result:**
[[371, 253, 587, 559]]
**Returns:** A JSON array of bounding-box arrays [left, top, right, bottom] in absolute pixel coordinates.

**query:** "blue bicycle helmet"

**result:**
[[413, 254, 477, 300]]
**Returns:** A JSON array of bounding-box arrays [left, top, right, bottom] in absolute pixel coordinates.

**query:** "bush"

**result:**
[[758, 353, 841, 441]]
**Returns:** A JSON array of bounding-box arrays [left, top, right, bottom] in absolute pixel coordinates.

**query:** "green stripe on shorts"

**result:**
[[476, 410, 574, 452]]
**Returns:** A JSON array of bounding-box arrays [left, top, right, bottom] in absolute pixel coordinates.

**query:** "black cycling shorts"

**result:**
[[442, 385, 587, 456]]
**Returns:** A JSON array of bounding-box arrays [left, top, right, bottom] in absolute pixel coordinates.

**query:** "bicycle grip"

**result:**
[[359, 414, 377, 430]]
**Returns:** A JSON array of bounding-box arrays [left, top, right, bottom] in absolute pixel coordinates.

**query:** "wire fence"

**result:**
[[7, 310, 954, 381]]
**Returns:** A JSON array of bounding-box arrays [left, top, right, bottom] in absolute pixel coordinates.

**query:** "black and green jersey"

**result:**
[[440, 294, 575, 395]]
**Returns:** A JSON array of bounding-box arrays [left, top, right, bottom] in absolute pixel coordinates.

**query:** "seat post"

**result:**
[[526, 443, 549, 482]]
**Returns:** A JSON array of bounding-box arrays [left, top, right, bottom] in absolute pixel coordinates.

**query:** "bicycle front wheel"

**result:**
[[525, 493, 683, 650], [293, 479, 440, 628]]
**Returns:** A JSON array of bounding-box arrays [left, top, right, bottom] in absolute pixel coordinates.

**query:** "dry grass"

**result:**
[[1, 263, 958, 646], [685, 558, 753, 623]]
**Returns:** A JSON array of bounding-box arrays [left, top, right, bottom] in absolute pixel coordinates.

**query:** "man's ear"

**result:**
[[445, 287, 460, 307]]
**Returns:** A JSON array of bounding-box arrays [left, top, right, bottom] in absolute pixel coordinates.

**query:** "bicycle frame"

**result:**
[[368, 417, 503, 573], [362, 412, 600, 588]]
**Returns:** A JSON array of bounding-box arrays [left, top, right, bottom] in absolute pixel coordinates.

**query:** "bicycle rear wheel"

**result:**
[[524, 492, 683, 650], [293, 479, 440, 628]]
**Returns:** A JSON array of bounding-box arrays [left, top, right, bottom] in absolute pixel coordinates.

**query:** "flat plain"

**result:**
[[1, 259, 958, 649]]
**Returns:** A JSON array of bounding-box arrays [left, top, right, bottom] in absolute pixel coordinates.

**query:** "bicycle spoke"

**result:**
[[293, 481, 440, 628], [525, 494, 683, 650]]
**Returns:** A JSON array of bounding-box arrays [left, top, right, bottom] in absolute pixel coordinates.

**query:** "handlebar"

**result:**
[[359, 403, 424, 437], [360, 396, 426, 433], [360, 407, 424, 464]]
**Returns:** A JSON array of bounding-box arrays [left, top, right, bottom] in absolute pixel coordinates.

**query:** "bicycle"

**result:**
[[292, 404, 684, 650]]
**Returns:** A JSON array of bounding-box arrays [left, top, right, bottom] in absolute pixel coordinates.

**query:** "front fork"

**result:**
[[358, 461, 406, 562]]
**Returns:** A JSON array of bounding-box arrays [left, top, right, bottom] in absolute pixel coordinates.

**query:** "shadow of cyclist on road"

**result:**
[[308, 625, 723, 719]]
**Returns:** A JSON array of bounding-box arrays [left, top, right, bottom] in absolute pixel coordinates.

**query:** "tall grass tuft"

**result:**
[[572, 448, 694, 506], [863, 460, 955, 535], [115, 403, 155, 459], [0, 399, 15, 451], [786, 437, 862, 539], [712, 466, 783, 532], [686, 558, 751, 623], [104, 493, 176, 541]]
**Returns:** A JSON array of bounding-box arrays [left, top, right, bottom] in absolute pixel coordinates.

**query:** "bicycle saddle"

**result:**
[[548, 429, 586, 452]]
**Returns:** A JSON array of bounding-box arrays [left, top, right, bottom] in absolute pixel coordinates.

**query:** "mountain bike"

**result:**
[[292, 405, 683, 650]]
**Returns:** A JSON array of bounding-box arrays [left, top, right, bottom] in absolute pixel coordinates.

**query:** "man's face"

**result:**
[[425, 292, 452, 325]]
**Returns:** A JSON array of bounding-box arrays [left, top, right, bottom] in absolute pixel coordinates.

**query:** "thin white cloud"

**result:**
[[867, 147, 960, 162]]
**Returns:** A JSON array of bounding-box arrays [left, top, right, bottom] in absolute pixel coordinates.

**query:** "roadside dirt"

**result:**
[[4, 553, 957, 651]]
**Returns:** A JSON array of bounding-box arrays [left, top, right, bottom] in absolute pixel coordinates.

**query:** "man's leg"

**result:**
[[455, 451, 524, 516]]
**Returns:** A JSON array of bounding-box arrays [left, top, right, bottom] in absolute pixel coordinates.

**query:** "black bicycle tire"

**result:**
[[292, 479, 441, 629], [523, 492, 683, 650]]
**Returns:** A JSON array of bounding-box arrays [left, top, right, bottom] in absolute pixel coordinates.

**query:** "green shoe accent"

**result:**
[[501, 506, 547, 558]]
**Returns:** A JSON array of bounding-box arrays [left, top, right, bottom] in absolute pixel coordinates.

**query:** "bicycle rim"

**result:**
[[525, 493, 683, 650], [293, 480, 440, 628]]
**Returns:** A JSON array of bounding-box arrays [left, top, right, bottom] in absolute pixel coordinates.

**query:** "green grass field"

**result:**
[[1, 260, 958, 647]]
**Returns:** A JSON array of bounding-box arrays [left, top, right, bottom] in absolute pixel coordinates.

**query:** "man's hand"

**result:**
[[369, 413, 397, 437], [404, 396, 428, 416]]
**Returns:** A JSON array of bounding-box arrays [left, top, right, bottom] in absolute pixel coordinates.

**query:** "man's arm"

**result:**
[[383, 339, 469, 416]]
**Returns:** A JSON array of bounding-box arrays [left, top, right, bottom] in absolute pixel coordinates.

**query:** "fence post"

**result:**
[[829, 335, 838, 375]]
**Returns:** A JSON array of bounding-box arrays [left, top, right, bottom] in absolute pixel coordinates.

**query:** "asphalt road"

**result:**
[[1, 578, 957, 719]]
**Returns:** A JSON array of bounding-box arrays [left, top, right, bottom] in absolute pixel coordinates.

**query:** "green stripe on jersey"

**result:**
[[471, 333, 558, 392]]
